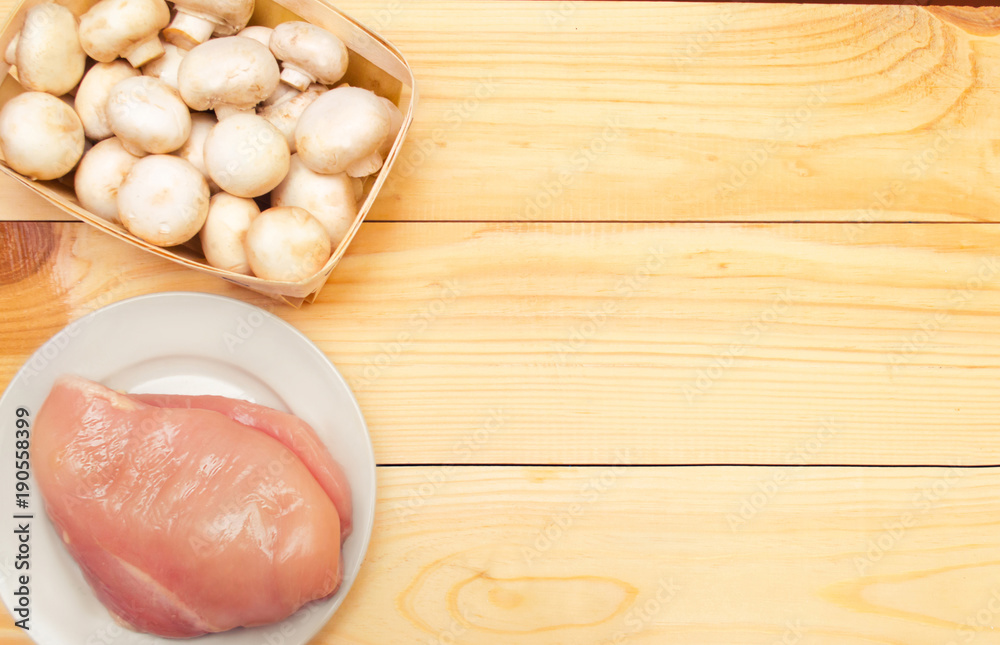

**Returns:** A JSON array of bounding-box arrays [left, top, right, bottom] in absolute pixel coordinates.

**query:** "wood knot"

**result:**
[[0, 222, 58, 285], [928, 7, 1000, 37]]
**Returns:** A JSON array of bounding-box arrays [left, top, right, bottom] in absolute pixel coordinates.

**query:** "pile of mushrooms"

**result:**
[[0, 1, 403, 283]]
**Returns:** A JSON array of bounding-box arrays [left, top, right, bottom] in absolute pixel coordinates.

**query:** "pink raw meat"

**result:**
[[34, 375, 348, 638], [131, 392, 353, 539]]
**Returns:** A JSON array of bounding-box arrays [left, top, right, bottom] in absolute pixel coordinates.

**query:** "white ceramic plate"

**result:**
[[0, 292, 375, 645]]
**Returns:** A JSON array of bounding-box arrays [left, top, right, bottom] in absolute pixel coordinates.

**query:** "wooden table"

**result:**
[[3, 2, 1000, 642]]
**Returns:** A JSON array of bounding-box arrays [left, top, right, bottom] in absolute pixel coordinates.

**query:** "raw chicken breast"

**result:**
[[34, 375, 348, 638], [131, 391, 353, 539]]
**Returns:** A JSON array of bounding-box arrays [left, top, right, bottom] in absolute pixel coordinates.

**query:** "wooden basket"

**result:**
[[0, 0, 416, 306]]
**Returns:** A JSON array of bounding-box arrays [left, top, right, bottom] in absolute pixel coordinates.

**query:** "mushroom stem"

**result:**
[[262, 83, 300, 108], [279, 65, 314, 92], [215, 105, 253, 120], [124, 35, 165, 67], [164, 11, 217, 50]]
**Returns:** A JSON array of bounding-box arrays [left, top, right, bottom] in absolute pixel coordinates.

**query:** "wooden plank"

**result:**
[[320, 2, 1000, 223], [5, 221, 1000, 466], [1, 466, 1000, 643], [2, 3, 1000, 223]]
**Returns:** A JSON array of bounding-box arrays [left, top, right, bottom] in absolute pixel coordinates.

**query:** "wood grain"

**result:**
[[6, 221, 1000, 466], [3, 3, 1000, 223], [336, 2, 1000, 223], [1, 466, 999, 644]]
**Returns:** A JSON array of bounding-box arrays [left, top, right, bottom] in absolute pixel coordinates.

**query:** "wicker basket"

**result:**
[[0, 0, 416, 305]]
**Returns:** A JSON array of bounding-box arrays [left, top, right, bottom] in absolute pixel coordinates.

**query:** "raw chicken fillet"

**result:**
[[34, 375, 352, 638]]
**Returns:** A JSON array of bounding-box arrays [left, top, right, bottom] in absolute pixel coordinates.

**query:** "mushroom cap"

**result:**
[[142, 41, 186, 89], [271, 155, 357, 247], [237, 25, 273, 47], [244, 206, 331, 282], [201, 192, 260, 274], [106, 76, 192, 155], [74, 137, 141, 223], [174, 111, 219, 191], [377, 96, 404, 158], [79, 0, 170, 63], [295, 86, 391, 175], [269, 22, 348, 89], [204, 113, 290, 198], [177, 37, 280, 113], [13, 3, 86, 96], [75, 61, 141, 141], [0, 91, 85, 181], [118, 154, 209, 246], [169, 0, 253, 37], [258, 86, 323, 153]]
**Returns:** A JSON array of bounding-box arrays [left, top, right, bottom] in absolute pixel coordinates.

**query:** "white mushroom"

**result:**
[[74, 138, 141, 224], [236, 25, 272, 47], [244, 206, 331, 282], [174, 111, 219, 192], [142, 41, 186, 89], [204, 113, 289, 198], [201, 192, 259, 273], [271, 155, 357, 248], [106, 77, 191, 156], [260, 81, 300, 108], [0, 91, 84, 180], [378, 96, 404, 159], [295, 86, 391, 177], [163, 0, 253, 50], [258, 85, 323, 153], [235, 30, 299, 109], [118, 154, 209, 246], [74, 61, 141, 141], [177, 37, 280, 119], [78, 0, 170, 67], [6, 3, 86, 96], [269, 22, 348, 92]]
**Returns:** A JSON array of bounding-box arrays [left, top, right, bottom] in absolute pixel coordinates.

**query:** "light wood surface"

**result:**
[[1, 1, 999, 643], [4, 221, 1000, 466], [1, 466, 998, 645]]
